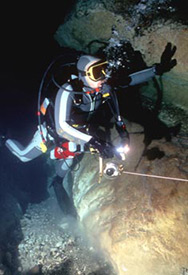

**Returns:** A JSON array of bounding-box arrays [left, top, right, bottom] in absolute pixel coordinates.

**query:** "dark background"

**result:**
[[0, 2, 76, 142], [0, 3, 76, 204]]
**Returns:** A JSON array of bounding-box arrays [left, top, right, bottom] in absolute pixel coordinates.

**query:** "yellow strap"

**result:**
[[40, 142, 48, 153], [102, 93, 110, 98], [72, 124, 79, 128], [89, 147, 98, 154]]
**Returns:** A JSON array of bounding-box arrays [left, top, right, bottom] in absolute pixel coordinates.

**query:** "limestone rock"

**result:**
[[16, 197, 114, 274], [54, 1, 188, 111], [72, 123, 188, 275], [133, 21, 188, 110]]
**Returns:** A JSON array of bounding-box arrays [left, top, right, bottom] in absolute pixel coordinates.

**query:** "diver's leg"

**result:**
[[5, 127, 44, 162], [53, 158, 77, 216]]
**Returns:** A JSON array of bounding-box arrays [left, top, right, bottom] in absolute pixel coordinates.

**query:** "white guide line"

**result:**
[[122, 171, 188, 182]]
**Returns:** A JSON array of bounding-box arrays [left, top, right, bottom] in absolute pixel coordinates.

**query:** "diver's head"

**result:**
[[77, 55, 108, 89]]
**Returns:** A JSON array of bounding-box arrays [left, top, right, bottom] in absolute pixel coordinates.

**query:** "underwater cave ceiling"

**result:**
[[54, 0, 188, 111]]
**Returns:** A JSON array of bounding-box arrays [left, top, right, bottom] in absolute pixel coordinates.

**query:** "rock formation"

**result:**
[[72, 122, 188, 275], [54, 0, 188, 111], [16, 196, 115, 274]]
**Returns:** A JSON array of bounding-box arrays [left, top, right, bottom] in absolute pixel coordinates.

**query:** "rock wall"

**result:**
[[16, 197, 115, 274], [54, 0, 188, 111], [132, 22, 188, 110], [72, 123, 188, 275]]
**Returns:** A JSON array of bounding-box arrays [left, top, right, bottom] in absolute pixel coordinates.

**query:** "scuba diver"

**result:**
[[4, 42, 177, 215]]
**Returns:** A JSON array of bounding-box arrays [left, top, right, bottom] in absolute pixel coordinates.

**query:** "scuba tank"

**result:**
[[37, 52, 81, 152]]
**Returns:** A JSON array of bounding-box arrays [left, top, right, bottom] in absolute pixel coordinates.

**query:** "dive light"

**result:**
[[116, 144, 130, 160]]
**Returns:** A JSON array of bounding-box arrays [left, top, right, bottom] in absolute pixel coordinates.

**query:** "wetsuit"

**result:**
[[5, 66, 156, 171]]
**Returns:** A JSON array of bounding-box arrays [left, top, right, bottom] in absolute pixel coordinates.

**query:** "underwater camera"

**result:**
[[103, 162, 123, 179]]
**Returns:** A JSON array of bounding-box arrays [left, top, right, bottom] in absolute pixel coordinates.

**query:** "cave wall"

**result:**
[[54, 0, 188, 111], [72, 123, 188, 275]]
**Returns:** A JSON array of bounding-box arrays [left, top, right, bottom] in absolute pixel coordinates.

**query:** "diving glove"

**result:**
[[89, 137, 114, 159], [155, 42, 177, 75]]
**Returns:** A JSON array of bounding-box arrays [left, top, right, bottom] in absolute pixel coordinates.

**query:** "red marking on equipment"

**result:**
[[86, 88, 101, 94], [54, 142, 80, 159]]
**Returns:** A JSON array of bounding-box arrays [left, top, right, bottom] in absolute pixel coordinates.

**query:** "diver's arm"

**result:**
[[54, 84, 92, 145], [109, 66, 156, 88], [118, 66, 156, 88], [128, 67, 156, 86], [121, 42, 177, 87]]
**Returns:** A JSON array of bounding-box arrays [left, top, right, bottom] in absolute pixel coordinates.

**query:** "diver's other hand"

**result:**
[[155, 42, 177, 75], [89, 137, 114, 159]]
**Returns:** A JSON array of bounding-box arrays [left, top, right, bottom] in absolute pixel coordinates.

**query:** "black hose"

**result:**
[[37, 54, 80, 144]]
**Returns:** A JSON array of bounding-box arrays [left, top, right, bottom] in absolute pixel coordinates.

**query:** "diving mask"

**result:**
[[82, 61, 108, 82]]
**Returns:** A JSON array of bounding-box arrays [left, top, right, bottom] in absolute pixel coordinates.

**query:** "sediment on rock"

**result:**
[[72, 122, 188, 275]]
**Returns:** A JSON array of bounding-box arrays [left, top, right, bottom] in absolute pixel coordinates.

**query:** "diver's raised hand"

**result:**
[[155, 42, 177, 75]]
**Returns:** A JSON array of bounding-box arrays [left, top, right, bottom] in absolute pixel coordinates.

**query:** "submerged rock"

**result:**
[[16, 196, 115, 274], [54, 0, 188, 111], [132, 21, 188, 111], [72, 122, 188, 275]]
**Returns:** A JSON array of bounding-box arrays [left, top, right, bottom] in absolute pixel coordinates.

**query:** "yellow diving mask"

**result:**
[[85, 61, 108, 82]]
